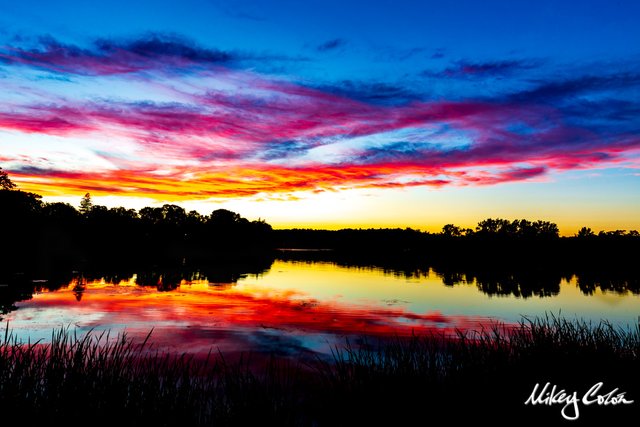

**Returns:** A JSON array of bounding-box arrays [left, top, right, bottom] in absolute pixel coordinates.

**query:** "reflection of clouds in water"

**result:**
[[246, 330, 311, 356], [4, 308, 105, 342], [123, 326, 319, 360], [4, 260, 639, 338], [3, 277, 493, 355]]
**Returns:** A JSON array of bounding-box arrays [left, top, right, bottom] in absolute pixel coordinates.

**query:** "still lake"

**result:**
[[2, 258, 639, 357]]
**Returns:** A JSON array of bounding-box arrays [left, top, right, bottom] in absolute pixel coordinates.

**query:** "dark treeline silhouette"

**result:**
[[274, 217, 639, 298], [0, 186, 273, 275], [274, 219, 639, 269], [1, 167, 639, 298]]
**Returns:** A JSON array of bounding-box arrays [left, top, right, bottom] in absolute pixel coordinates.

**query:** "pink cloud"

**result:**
[[1, 42, 638, 198]]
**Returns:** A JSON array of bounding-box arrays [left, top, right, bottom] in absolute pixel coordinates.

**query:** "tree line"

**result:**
[[1, 168, 273, 272], [1, 166, 638, 273]]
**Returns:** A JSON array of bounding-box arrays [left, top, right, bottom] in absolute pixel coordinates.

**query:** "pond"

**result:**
[[2, 259, 639, 357]]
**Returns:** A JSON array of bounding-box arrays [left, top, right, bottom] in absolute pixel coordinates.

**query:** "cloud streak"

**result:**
[[315, 38, 347, 52], [0, 34, 239, 76], [1, 34, 639, 200], [424, 59, 537, 79]]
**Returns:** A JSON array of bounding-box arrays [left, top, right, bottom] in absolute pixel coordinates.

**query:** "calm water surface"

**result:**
[[3, 260, 639, 356]]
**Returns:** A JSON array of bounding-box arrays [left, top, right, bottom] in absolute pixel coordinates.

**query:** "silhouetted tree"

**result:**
[[42, 202, 81, 226], [139, 206, 164, 225], [532, 220, 559, 238], [576, 227, 595, 238], [475, 218, 513, 235], [208, 209, 242, 227], [108, 206, 139, 220], [139, 205, 187, 228], [0, 167, 16, 190], [186, 210, 205, 227], [0, 189, 43, 264], [599, 230, 627, 237], [251, 218, 273, 233], [160, 204, 187, 227], [87, 205, 109, 219], [474, 218, 559, 238], [0, 190, 43, 219], [79, 193, 93, 215], [442, 224, 463, 237], [513, 219, 536, 237]]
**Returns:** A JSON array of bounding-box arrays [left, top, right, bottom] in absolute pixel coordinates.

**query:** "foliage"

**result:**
[[576, 226, 595, 237], [79, 192, 93, 215], [0, 167, 16, 190], [475, 217, 560, 238]]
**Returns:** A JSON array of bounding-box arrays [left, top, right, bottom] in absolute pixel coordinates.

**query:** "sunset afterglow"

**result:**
[[2, 3, 639, 424], [1, 1, 639, 232]]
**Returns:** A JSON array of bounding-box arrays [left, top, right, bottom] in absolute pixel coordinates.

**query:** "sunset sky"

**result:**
[[1, 0, 639, 233]]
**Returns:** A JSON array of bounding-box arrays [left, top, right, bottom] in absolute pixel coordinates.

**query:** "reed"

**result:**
[[0, 316, 638, 426]]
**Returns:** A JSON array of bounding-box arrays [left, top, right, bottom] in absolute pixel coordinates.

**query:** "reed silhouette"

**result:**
[[0, 316, 638, 426]]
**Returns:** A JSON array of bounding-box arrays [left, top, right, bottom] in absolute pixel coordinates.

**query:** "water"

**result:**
[[2, 259, 639, 356]]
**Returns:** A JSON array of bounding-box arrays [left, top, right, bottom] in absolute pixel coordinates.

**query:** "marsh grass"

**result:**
[[0, 316, 638, 426]]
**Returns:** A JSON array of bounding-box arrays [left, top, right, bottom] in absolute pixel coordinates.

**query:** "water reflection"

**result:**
[[576, 272, 640, 295], [435, 269, 564, 298], [275, 251, 640, 296], [1, 272, 488, 356], [1, 258, 639, 356]]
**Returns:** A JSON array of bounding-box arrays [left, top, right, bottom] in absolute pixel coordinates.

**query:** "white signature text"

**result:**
[[524, 381, 634, 420]]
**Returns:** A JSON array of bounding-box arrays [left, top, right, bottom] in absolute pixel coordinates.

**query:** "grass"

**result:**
[[0, 316, 638, 426]]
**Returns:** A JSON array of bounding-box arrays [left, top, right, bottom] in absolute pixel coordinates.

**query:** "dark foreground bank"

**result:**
[[1, 316, 638, 426]]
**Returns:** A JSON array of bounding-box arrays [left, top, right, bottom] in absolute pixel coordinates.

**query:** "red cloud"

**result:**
[[1, 52, 639, 198]]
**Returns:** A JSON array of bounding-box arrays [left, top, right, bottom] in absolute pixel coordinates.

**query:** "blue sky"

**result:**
[[0, 0, 639, 232], [3, 0, 638, 79]]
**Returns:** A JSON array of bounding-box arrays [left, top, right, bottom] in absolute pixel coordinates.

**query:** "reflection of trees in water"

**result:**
[[0, 286, 31, 315], [379, 266, 431, 279], [135, 271, 183, 291], [278, 252, 567, 298], [0, 271, 76, 315], [278, 251, 640, 298], [576, 273, 640, 295], [0, 256, 275, 316], [474, 272, 561, 298], [82, 259, 275, 292], [434, 267, 640, 297], [438, 271, 469, 287], [433, 269, 564, 298], [72, 280, 86, 301], [1, 256, 639, 318], [281, 253, 640, 299], [277, 251, 433, 280], [132, 270, 250, 291], [83, 265, 640, 297]]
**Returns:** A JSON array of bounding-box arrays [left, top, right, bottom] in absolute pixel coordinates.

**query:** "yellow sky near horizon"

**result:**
[[32, 175, 640, 236]]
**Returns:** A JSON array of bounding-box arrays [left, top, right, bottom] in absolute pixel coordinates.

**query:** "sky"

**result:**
[[0, 0, 639, 233]]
